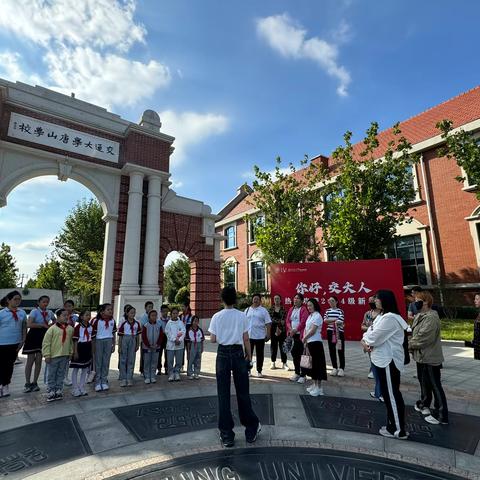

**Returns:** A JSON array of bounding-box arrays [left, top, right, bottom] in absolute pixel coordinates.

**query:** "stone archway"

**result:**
[[0, 78, 222, 320]]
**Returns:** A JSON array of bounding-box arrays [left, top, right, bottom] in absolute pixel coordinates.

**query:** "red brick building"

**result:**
[[216, 87, 480, 301]]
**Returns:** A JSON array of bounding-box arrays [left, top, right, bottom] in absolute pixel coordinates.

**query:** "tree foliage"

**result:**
[[31, 256, 66, 291], [0, 243, 18, 288], [53, 198, 104, 297], [175, 285, 190, 305], [320, 122, 419, 260], [164, 255, 190, 303], [436, 119, 480, 200], [248, 157, 328, 264]]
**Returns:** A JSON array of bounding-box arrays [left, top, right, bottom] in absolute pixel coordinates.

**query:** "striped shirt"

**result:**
[[324, 308, 345, 332]]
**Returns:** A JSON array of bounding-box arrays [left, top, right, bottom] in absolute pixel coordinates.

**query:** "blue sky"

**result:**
[[0, 0, 479, 278]]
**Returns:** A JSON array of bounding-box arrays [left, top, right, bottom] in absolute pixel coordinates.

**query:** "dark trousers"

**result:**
[[327, 330, 345, 369], [157, 335, 168, 373], [376, 360, 407, 437], [417, 363, 449, 423], [307, 341, 327, 381], [291, 334, 304, 376], [0, 344, 19, 386], [216, 345, 259, 441], [270, 331, 287, 363], [250, 339, 265, 373]]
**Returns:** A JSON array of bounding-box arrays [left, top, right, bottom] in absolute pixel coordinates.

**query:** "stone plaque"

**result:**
[[301, 395, 480, 454], [0, 416, 91, 479], [108, 447, 465, 480], [112, 394, 274, 442]]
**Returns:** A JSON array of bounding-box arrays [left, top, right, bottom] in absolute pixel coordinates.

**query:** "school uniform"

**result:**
[[187, 327, 204, 377], [66, 313, 79, 327], [42, 323, 74, 394], [92, 316, 117, 387], [142, 321, 163, 382], [23, 308, 54, 354], [70, 322, 94, 395], [165, 319, 186, 377], [138, 312, 150, 374], [118, 319, 141, 382], [0, 308, 27, 388], [325, 307, 346, 370]]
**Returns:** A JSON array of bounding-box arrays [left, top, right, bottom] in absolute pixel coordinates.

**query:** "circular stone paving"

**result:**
[[109, 447, 466, 480]]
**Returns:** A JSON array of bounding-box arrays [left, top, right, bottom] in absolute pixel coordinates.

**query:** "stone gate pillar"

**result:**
[[100, 213, 118, 303]]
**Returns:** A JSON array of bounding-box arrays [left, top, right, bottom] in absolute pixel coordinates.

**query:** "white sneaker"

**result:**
[[289, 374, 300, 382], [101, 383, 109, 391], [271, 362, 277, 370], [71, 389, 82, 397], [95, 384, 102, 392], [174, 373, 180, 381], [144, 378, 151, 384], [306, 384, 316, 392], [188, 375, 195, 380], [309, 386, 324, 397], [414, 404, 431, 415], [120, 380, 127, 387], [368, 371, 374, 379], [424, 415, 445, 425], [64, 379, 73, 386], [194, 374, 200, 380], [337, 369, 345, 377], [330, 368, 338, 376], [151, 378, 157, 384], [168, 374, 175, 382], [256, 371, 264, 378], [297, 376, 306, 384]]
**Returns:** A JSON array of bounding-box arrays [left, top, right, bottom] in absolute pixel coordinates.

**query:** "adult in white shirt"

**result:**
[[302, 298, 327, 397], [209, 287, 261, 448], [362, 290, 409, 440], [245, 294, 272, 377]]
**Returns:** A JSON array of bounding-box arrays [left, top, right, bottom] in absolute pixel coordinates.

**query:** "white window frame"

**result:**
[[249, 251, 267, 291], [223, 223, 237, 251], [223, 257, 237, 289], [466, 207, 480, 268], [461, 166, 478, 192]]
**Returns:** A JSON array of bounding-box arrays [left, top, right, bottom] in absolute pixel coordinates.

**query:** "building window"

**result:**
[[248, 215, 264, 244], [387, 234, 427, 285], [250, 260, 266, 291], [224, 263, 236, 288], [224, 225, 236, 249]]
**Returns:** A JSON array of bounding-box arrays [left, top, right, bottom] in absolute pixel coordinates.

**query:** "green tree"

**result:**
[[53, 198, 104, 296], [164, 256, 190, 303], [248, 157, 328, 264], [436, 119, 480, 199], [24, 278, 37, 289], [320, 122, 419, 260], [0, 243, 18, 288], [32, 256, 66, 291], [175, 286, 190, 305]]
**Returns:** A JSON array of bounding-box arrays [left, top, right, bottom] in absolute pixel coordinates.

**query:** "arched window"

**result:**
[[223, 257, 237, 289]]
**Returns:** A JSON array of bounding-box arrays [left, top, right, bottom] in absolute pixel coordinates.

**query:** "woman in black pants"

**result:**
[[325, 296, 345, 377], [286, 293, 309, 384], [269, 295, 288, 370]]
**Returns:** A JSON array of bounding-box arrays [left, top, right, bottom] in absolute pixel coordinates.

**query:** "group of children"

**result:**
[[0, 290, 205, 403]]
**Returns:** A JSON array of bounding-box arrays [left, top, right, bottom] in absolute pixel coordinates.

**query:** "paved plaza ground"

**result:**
[[1, 339, 480, 479]]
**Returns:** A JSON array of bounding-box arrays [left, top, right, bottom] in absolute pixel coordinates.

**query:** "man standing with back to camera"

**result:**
[[209, 286, 261, 448]]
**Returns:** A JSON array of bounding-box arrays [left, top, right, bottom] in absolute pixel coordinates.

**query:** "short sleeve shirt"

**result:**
[[304, 312, 324, 343], [0, 308, 27, 345], [29, 308, 55, 326], [246, 306, 272, 340], [209, 308, 249, 345]]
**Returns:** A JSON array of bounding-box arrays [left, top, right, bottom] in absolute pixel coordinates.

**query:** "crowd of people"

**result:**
[[1, 285, 479, 442]]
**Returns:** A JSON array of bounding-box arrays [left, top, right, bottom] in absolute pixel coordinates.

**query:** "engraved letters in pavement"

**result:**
[[109, 448, 465, 480], [112, 394, 274, 442], [301, 395, 480, 454]]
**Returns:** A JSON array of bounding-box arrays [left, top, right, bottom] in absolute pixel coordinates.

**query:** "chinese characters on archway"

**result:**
[[8, 112, 120, 163], [283, 281, 372, 306]]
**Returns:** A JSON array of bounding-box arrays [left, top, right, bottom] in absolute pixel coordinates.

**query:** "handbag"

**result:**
[[300, 345, 312, 369], [282, 335, 293, 354]]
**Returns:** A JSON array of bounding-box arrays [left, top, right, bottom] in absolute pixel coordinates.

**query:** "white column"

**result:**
[[100, 214, 118, 303], [141, 175, 162, 295], [119, 171, 144, 295]]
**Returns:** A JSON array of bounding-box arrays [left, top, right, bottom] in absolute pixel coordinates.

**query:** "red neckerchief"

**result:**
[[102, 314, 111, 329], [191, 327, 198, 346], [40, 309, 49, 326], [10, 308, 19, 321], [82, 322, 90, 341], [56, 323, 68, 344]]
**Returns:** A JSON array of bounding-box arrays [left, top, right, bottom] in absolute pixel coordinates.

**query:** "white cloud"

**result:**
[[170, 180, 184, 190], [0, 51, 41, 85], [44, 46, 170, 108], [12, 238, 53, 252], [0, 0, 145, 52], [160, 110, 229, 164], [256, 13, 351, 96], [0, 0, 170, 109]]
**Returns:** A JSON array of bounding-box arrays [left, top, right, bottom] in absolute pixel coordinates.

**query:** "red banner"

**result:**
[[270, 259, 405, 340]]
